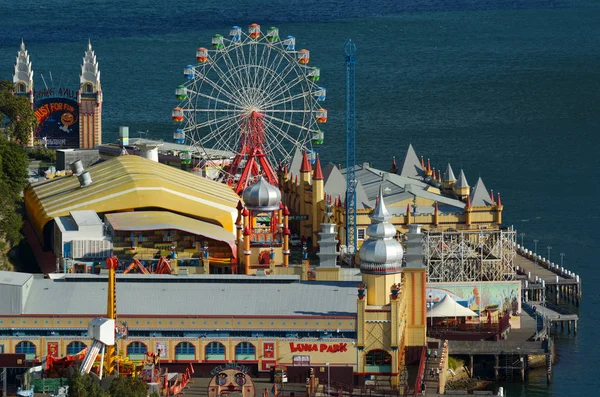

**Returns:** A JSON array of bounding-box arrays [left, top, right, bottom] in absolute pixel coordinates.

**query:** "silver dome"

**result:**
[[359, 185, 404, 275], [242, 176, 281, 212]]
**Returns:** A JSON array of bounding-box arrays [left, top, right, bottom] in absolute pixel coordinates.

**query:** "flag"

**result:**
[[272, 383, 278, 396]]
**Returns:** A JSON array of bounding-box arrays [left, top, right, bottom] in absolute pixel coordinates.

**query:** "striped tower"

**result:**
[[79, 41, 102, 148]]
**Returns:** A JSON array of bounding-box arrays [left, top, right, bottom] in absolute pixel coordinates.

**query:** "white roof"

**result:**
[[427, 294, 478, 318]]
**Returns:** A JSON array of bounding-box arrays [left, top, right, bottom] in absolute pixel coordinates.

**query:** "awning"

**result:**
[[426, 294, 478, 318], [105, 211, 236, 257]]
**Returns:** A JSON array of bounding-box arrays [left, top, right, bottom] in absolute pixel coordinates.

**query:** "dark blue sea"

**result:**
[[1, 0, 598, 395]]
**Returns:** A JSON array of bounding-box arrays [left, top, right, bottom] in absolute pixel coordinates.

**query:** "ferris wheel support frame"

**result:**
[[226, 111, 278, 194]]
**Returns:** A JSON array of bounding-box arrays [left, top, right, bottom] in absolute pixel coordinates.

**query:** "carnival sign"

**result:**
[[34, 97, 79, 148], [289, 342, 348, 353]]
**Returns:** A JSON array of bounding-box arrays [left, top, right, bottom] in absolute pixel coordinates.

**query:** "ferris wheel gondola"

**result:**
[[173, 23, 327, 193]]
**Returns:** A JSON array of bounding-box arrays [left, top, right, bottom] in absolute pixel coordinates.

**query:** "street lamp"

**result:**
[[560, 252, 565, 267], [325, 362, 330, 396], [533, 239, 539, 262], [428, 293, 433, 329], [546, 246, 552, 262], [519, 232, 525, 247]]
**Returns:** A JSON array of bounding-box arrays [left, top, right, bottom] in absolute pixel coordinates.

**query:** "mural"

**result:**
[[427, 281, 521, 316], [34, 96, 79, 148]]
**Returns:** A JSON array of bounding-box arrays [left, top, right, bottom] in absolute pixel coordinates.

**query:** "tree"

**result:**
[[67, 371, 106, 397], [0, 80, 37, 145], [107, 375, 149, 397]]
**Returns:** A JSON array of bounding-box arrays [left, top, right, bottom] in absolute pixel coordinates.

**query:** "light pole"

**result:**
[[428, 293, 433, 329], [560, 252, 565, 267], [546, 246, 552, 262], [325, 362, 330, 396], [519, 232, 525, 247], [533, 239, 539, 262]]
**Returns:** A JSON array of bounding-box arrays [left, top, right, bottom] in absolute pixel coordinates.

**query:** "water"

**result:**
[[1, 1, 599, 395]]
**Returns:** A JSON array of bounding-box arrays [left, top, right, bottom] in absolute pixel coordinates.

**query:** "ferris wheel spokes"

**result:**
[[174, 24, 326, 193]]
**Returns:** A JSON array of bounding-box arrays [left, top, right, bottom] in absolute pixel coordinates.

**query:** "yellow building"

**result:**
[[0, 188, 428, 388], [23, 155, 241, 273], [280, 145, 503, 250]]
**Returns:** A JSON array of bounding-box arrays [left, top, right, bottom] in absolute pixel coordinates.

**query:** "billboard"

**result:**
[[34, 97, 79, 148], [427, 281, 521, 317]]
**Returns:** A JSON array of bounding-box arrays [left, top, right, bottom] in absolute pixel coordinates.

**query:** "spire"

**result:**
[[437, 169, 442, 182], [300, 151, 311, 173], [427, 159, 431, 173], [390, 156, 397, 174], [497, 192, 502, 207], [399, 144, 424, 180], [443, 163, 456, 182], [420, 156, 425, 168], [466, 195, 471, 208], [490, 189, 495, 204], [80, 40, 101, 92], [313, 155, 324, 180], [470, 177, 494, 206], [455, 170, 469, 188], [13, 40, 34, 94], [371, 185, 392, 223], [358, 185, 404, 276]]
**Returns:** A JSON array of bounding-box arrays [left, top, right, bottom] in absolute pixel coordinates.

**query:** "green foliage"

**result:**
[[67, 371, 106, 397], [107, 375, 149, 397], [0, 135, 29, 266], [27, 147, 56, 162], [0, 80, 38, 144], [448, 356, 465, 371], [67, 371, 150, 397]]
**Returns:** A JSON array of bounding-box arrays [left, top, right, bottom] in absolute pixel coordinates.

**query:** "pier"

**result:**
[[514, 245, 581, 306]]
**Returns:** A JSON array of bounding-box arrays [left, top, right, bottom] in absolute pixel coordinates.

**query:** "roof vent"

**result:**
[[77, 171, 93, 187], [70, 159, 84, 175]]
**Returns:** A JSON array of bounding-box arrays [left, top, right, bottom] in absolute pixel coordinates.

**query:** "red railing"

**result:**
[[413, 346, 427, 395]]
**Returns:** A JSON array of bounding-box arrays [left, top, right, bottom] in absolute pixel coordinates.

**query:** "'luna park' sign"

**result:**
[[289, 342, 348, 353]]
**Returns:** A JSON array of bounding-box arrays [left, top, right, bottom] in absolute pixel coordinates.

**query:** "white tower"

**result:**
[[13, 40, 34, 101], [13, 40, 35, 145], [79, 41, 102, 148]]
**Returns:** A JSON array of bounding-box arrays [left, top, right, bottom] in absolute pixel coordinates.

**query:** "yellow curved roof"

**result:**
[[24, 155, 240, 237]]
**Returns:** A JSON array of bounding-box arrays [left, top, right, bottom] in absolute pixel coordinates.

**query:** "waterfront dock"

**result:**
[[514, 245, 581, 306]]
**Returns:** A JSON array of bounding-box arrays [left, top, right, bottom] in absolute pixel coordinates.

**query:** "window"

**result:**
[[205, 342, 225, 361], [235, 342, 255, 361], [66, 341, 87, 356], [175, 342, 195, 360], [16, 83, 26, 93], [84, 83, 94, 93], [0, 344, 4, 354], [15, 341, 36, 359], [127, 342, 147, 358], [357, 228, 366, 240], [365, 349, 392, 372]]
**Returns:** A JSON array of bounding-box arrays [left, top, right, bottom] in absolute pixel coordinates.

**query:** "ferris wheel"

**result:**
[[172, 24, 327, 193]]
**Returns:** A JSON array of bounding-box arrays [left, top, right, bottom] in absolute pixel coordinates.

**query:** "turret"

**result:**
[[465, 195, 472, 226], [359, 186, 404, 306], [442, 163, 456, 191], [453, 169, 470, 200], [390, 156, 397, 174], [311, 155, 324, 247], [496, 193, 503, 225]]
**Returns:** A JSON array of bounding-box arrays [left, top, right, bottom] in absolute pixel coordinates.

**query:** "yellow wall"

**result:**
[[403, 269, 427, 347]]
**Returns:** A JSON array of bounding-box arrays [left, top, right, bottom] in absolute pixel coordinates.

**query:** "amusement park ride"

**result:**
[[42, 257, 191, 396], [172, 24, 327, 194]]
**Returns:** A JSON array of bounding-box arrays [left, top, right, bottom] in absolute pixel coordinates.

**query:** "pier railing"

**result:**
[[413, 346, 427, 396]]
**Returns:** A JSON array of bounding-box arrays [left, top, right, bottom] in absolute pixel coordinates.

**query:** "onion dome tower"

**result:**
[[242, 176, 282, 211], [239, 177, 285, 274], [79, 40, 102, 148], [359, 185, 403, 306]]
